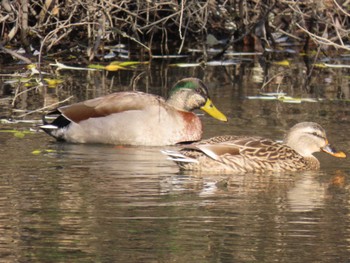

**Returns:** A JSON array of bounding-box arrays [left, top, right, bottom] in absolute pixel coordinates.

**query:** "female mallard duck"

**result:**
[[164, 122, 346, 172], [41, 78, 227, 146]]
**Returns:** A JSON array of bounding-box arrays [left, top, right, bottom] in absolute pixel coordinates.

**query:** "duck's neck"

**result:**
[[166, 93, 190, 111]]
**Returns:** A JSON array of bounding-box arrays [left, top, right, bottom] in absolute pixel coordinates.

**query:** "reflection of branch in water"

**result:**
[[260, 71, 284, 92]]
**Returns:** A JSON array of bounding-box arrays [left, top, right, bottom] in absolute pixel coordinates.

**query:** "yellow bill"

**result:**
[[322, 144, 346, 158], [200, 98, 227, 122]]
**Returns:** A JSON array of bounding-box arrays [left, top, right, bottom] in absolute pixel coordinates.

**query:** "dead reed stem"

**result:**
[[0, 0, 349, 61]]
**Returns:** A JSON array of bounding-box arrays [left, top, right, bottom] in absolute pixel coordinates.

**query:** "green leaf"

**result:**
[[0, 129, 35, 137], [14, 131, 25, 138], [88, 64, 106, 70]]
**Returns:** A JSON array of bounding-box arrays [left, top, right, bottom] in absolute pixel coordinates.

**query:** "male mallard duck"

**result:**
[[163, 122, 346, 172], [41, 78, 227, 146]]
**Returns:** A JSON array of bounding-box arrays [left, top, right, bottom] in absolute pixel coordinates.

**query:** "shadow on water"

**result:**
[[0, 54, 350, 262]]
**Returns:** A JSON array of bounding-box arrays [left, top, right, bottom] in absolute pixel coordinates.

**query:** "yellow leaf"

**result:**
[[273, 60, 290, 66], [104, 64, 125, 71], [44, 78, 64, 87], [313, 63, 326, 68], [32, 150, 42, 155], [31, 149, 56, 155], [45, 149, 56, 153], [27, 64, 37, 70], [24, 82, 36, 87]]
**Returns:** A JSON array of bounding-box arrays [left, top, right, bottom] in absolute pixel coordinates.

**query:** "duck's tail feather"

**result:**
[[161, 150, 199, 163], [40, 110, 71, 139]]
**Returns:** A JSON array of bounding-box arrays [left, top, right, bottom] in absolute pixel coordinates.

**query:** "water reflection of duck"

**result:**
[[164, 122, 346, 173], [40, 78, 227, 146]]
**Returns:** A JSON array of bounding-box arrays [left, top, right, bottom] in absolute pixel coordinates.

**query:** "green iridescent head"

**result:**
[[168, 78, 209, 98], [167, 78, 227, 122]]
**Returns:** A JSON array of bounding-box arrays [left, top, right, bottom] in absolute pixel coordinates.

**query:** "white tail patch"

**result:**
[[44, 115, 60, 120], [40, 124, 58, 130]]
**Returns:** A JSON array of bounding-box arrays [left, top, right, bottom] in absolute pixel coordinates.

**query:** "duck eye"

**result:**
[[311, 132, 322, 138], [195, 88, 204, 95]]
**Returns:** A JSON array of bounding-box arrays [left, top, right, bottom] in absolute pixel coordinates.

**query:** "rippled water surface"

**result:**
[[1, 57, 350, 262]]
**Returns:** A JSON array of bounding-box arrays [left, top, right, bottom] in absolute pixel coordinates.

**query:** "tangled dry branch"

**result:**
[[0, 0, 349, 63]]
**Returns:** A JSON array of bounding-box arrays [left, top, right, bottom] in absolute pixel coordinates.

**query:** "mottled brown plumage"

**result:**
[[164, 122, 346, 173]]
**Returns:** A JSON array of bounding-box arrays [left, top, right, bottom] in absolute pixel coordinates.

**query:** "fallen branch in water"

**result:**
[[49, 61, 97, 71], [0, 44, 32, 64]]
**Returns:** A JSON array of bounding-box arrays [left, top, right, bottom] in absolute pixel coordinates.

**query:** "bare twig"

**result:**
[[38, 21, 98, 74], [17, 95, 74, 117], [333, 0, 350, 17], [296, 23, 350, 51], [1, 0, 350, 60]]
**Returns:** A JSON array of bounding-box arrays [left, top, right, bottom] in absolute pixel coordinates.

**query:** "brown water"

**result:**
[[1, 54, 350, 262]]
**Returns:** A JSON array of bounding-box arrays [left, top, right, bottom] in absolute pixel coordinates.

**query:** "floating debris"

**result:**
[[313, 63, 350, 69], [31, 149, 57, 155], [224, 51, 263, 56], [206, 60, 239, 66], [103, 51, 116, 59], [151, 54, 189, 58], [0, 129, 35, 138], [43, 78, 64, 87], [171, 59, 240, 67], [247, 93, 320, 103], [52, 60, 147, 72], [104, 64, 125, 71], [273, 60, 290, 66], [170, 62, 201, 67], [50, 61, 97, 71]]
